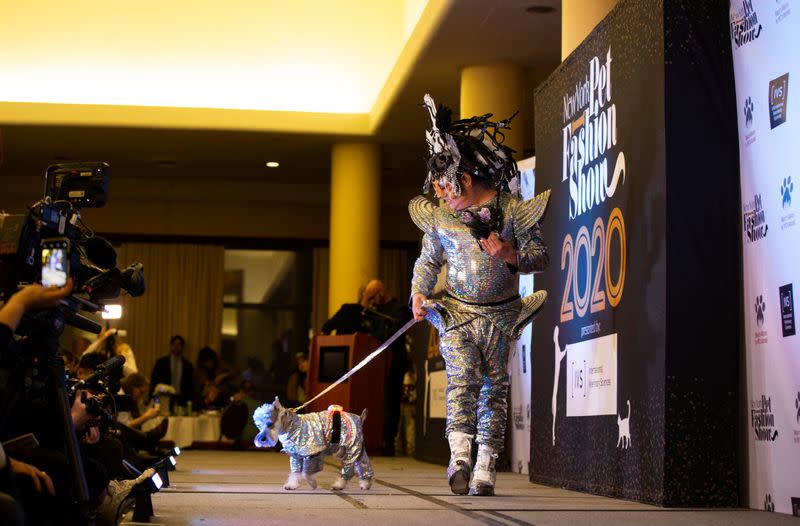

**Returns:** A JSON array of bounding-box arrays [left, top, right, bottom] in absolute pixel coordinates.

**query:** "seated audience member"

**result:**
[[1, 282, 154, 523], [116, 374, 168, 467], [195, 346, 234, 410], [118, 374, 165, 432], [233, 380, 260, 445], [150, 335, 194, 406], [285, 353, 309, 405], [242, 357, 268, 401]]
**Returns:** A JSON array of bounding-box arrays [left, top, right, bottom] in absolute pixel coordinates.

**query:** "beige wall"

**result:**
[[0, 174, 421, 242]]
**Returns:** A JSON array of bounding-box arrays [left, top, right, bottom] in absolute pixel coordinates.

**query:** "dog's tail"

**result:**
[[360, 408, 368, 423]]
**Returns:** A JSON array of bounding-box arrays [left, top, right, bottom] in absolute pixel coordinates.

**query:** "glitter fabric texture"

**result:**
[[410, 191, 549, 448], [279, 408, 373, 481]]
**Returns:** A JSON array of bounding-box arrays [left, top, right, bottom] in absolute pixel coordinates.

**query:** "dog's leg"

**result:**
[[284, 472, 303, 490], [331, 475, 348, 491], [302, 456, 324, 490], [355, 449, 374, 490], [332, 460, 355, 491], [284, 455, 304, 490]]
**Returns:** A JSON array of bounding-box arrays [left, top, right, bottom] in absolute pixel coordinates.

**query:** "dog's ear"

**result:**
[[273, 396, 284, 411]]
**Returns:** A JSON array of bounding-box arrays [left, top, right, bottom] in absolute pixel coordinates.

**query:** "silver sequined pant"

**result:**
[[439, 316, 511, 450]]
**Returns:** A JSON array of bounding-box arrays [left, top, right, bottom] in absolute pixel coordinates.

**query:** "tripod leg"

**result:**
[[51, 356, 94, 522]]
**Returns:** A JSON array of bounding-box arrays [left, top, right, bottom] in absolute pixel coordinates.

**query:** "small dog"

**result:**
[[253, 397, 374, 491]]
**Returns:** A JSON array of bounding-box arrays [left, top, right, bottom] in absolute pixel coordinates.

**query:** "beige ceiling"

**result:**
[[0, 0, 561, 238], [0, 0, 445, 133]]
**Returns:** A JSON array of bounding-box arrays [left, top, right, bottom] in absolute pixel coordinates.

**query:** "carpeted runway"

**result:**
[[122, 450, 793, 525]]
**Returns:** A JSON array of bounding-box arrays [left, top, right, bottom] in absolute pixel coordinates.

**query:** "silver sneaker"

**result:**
[[447, 432, 473, 495], [469, 444, 497, 496]]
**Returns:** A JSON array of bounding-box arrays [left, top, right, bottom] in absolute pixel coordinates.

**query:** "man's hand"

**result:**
[[82, 427, 100, 445], [9, 458, 56, 495], [479, 232, 517, 265], [411, 293, 428, 321]]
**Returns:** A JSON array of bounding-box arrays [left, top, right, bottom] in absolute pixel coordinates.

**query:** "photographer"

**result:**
[[81, 328, 138, 378], [1, 161, 151, 524], [0, 281, 86, 524]]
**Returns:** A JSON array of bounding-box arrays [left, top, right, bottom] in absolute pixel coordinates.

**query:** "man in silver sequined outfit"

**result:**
[[409, 95, 550, 496]]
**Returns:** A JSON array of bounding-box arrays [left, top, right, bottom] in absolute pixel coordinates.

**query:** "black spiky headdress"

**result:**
[[421, 93, 519, 197]]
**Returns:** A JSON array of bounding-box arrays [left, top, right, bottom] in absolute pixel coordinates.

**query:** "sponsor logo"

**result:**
[[796, 391, 800, 424], [513, 404, 524, 430], [794, 391, 800, 445], [751, 395, 779, 441], [730, 0, 763, 48], [780, 176, 795, 229], [743, 193, 768, 243], [744, 96, 754, 127], [782, 176, 794, 210], [775, 1, 791, 25], [755, 294, 768, 345], [769, 73, 789, 129], [580, 320, 601, 338], [756, 294, 766, 327], [780, 284, 796, 337], [743, 96, 757, 146], [566, 333, 618, 417]]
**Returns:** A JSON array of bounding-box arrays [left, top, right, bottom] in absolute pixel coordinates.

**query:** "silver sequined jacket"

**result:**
[[409, 190, 551, 338], [278, 408, 365, 468]]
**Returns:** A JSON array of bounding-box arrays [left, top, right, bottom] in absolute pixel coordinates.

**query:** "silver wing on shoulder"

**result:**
[[408, 195, 438, 233], [514, 189, 551, 231]]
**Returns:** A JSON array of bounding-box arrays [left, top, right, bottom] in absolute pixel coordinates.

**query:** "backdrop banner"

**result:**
[[508, 160, 536, 474], [531, 0, 740, 506], [729, 0, 800, 516]]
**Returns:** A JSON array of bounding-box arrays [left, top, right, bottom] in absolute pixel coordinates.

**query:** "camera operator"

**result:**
[[81, 328, 138, 378], [71, 352, 159, 523], [0, 281, 82, 524]]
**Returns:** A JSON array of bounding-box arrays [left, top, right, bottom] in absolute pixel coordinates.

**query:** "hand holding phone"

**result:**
[[41, 238, 70, 288]]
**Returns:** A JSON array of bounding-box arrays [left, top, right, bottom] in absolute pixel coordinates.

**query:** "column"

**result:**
[[328, 142, 381, 316], [460, 64, 526, 155]]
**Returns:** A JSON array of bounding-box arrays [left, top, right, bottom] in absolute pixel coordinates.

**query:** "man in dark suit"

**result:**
[[320, 303, 366, 335], [150, 335, 194, 406], [323, 279, 412, 456]]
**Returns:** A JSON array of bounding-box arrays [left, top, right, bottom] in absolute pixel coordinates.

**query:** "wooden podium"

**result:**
[[308, 333, 385, 453]]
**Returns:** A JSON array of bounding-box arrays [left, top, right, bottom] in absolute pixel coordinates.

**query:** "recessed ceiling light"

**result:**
[[526, 5, 556, 14], [266, 161, 279, 168]]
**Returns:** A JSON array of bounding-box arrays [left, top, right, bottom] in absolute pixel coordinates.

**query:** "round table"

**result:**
[[142, 413, 225, 448]]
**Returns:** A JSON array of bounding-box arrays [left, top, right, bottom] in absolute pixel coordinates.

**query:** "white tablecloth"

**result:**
[[142, 414, 223, 448]]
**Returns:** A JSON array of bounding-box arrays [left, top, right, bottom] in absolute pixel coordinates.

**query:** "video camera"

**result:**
[[68, 355, 126, 434], [0, 162, 145, 335]]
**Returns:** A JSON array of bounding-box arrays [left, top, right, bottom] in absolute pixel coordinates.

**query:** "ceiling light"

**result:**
[[265, 161, 279, 168]]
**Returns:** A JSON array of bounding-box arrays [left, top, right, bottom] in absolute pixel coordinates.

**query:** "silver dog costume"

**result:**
[[253, 400, 373, 488]]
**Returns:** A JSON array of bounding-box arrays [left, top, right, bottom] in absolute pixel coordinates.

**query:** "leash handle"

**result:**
[[295, 318, 418, 411]]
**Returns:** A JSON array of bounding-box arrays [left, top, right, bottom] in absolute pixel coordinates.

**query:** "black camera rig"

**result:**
[[0, 162, 145, 334]]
